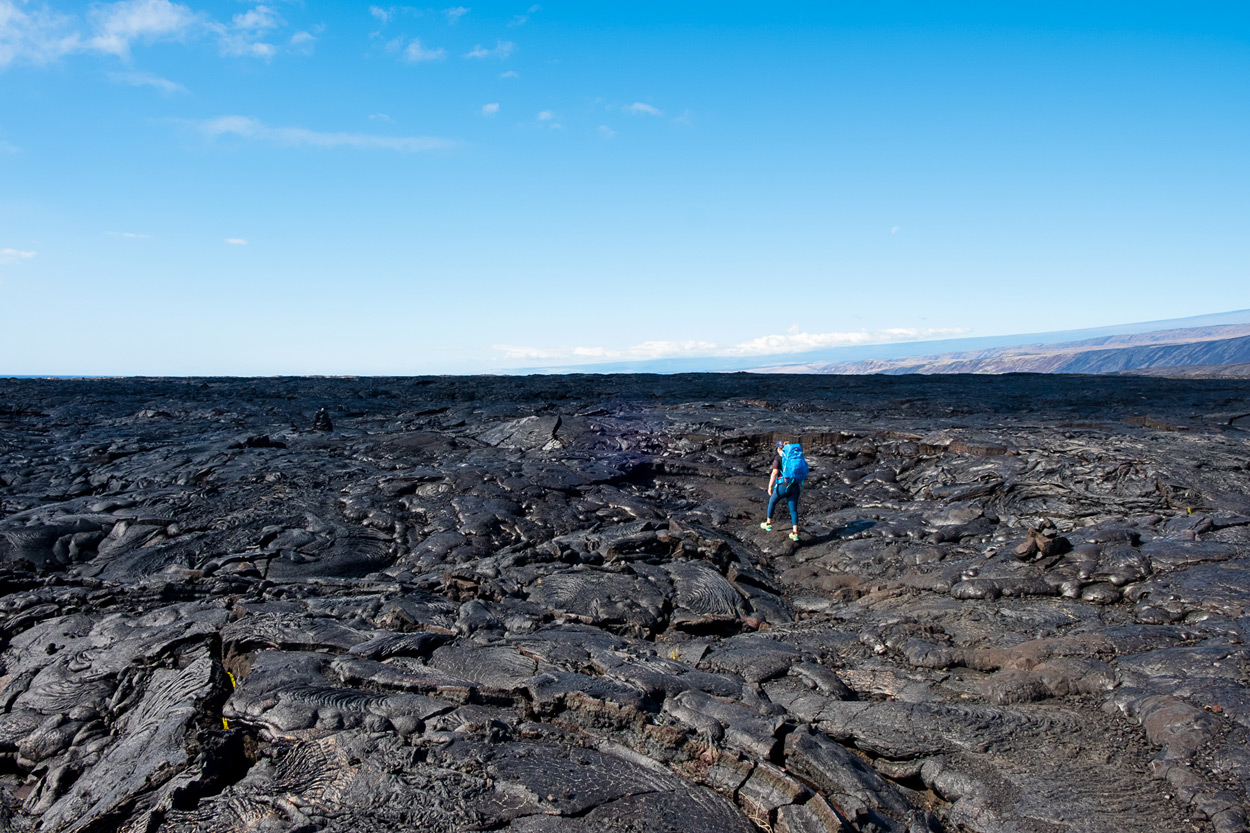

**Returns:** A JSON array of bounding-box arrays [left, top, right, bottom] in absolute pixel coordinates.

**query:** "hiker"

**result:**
[[761, 440, 808, 541]]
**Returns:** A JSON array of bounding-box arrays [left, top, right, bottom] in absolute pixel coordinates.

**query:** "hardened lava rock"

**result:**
[[2, 373, 1249, 833]]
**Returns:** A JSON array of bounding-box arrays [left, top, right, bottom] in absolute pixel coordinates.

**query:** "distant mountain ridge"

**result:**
[[753, 324, 1250, 375], [518, 309, 1250, 375]]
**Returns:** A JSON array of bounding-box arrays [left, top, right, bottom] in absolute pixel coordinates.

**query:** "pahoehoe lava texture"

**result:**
[[2, 374, 1249, 833]]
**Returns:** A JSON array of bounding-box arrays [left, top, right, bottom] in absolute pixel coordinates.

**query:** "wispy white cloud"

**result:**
[[369, 112, 391, 122], [626, 101, 661, 116], [289, 27, 319, 54], [465, 39, 514, 59], [1, 0, 313, 66], [369, 4, 422, 31], [107, 231, 150, 238], [1, 0, 197, 66], [230, 6, 278, 33], [499, 69, 518, 79], [87, 0, 198, 58], [533, 110, 562, 129], [402, 37, 445, 62], [444, 6, 468, 25], [891, 225, 900, 234], [0, 1, 82, 66], [509, 6, 539, 27], [108, 69, 185, 93], [190, 115, 455, 152], [0, 248, 37, 264], [481, 102, 499, 116], [214, 4, 284, 58], [225, 238, 247, 245], [597, 124, 616, 139], [494, 327, 972, 363], [0, 139, 18, 153]]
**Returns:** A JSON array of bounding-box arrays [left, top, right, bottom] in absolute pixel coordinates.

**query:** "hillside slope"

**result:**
[[755, 324, 1250, 375]]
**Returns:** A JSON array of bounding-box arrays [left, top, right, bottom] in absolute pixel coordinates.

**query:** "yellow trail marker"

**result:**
[[222, 670, 238, 729]]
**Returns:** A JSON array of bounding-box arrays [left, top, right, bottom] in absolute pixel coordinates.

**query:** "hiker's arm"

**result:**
[[767, 470, 777, 492]]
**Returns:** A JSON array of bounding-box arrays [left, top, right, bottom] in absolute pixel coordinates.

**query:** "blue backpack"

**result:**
[[776, 443, 809, 492]]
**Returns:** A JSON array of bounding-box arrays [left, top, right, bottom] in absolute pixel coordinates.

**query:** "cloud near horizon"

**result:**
[[494, 327, 972, 363], [190, 115, 455, 152]]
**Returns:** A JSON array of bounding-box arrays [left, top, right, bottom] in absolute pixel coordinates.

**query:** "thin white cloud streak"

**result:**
[[224, 238, 247, 245], [597, 124, 616, 139], [481, 102, 499, 116], [494, 327, 972, 362], [536, 109, 553, 121], [444, 6, 468, 25], [107, 231, 150, 238], [108, 70, 185, 93], [0, 248, 37, 263], [191, 115, 455, 152], [465, 39, 514, 59], [403, 38, 444, 62], [626, 101, 661, 116]]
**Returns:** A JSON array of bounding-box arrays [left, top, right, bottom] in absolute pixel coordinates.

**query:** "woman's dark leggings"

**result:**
[[767, 484, 800, 528]]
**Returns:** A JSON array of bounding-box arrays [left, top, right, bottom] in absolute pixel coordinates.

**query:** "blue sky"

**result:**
[[1, 2, 1247, 374]]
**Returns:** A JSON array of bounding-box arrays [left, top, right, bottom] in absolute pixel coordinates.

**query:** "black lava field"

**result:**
[[2, 373, 1250, 833]]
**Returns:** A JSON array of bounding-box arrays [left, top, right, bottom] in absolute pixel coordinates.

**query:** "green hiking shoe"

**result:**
[[788, 532, 799, 542], [759, 522, 772, 531]]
